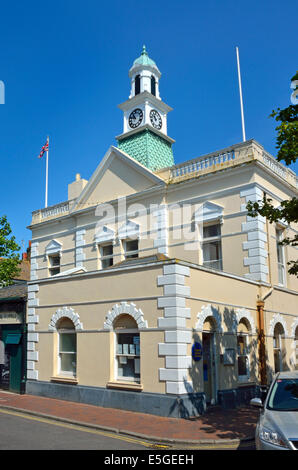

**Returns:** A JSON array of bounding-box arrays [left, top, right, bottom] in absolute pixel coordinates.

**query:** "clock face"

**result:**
[[150, 109, 162, 130], [128, 108, 143, 129]]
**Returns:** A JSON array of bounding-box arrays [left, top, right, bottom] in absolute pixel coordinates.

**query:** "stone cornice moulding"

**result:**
[[118, 92, 172, 113], [53, 266, 87, 277], [28, 258, 264, 288]]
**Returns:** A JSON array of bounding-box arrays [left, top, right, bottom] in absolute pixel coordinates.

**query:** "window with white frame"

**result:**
[[276, 228, 286, 286], [57, 318, 77, 377], [99, 243, 114, 269], [124, 239, 139, 259], [202, 223, 222, 270], [48, 254, 61, 276], [114, 315, 140, 383]]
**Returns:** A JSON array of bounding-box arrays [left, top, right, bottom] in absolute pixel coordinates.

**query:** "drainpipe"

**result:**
[[256, 191, 273, 388], [256, 300, 267, 386], [256, 287, 273, 387]]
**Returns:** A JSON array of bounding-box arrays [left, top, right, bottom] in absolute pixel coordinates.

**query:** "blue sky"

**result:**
[[0, 0, 297, 252]]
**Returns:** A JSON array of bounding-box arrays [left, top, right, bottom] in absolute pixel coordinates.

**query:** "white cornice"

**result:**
[[118, 91, 173, 113], [116, 124, 175, 144], [27, 184, 167, 231], [29, 257, 263, 288]]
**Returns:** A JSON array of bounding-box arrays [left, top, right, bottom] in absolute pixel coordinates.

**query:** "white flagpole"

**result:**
[[45, 136, 49, 208], [236, 46, 246, 142]]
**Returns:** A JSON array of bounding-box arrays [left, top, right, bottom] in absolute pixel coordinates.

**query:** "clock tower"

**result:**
[[116, 46, 175, 171]]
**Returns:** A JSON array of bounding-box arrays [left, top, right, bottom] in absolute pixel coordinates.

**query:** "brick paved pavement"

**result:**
[[0, 391, 260, 445]]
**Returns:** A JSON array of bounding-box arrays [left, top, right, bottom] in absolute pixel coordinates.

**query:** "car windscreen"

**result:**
[[267, 378, 298, 411]]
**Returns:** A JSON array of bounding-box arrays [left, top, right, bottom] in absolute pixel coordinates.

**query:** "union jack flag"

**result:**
[[38, 140, 49, 158]]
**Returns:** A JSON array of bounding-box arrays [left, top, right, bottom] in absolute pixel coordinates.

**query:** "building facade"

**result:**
[[26, 48, 298, 417]]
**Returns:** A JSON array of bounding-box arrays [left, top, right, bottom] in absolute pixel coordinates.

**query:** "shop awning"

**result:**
[[5, 333, 22, 345]]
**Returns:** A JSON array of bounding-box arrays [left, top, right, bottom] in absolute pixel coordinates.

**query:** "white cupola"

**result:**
[[116, 46, 175, 171], [128, 45, 161, 100]]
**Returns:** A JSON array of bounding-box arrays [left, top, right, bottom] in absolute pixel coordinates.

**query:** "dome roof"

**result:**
[[129, 46, 160, 76], [133, 45, 156, 67]]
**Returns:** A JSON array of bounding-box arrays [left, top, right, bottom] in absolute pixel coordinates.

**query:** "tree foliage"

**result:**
[[247, 197, 298, 275], [269, 104, 298, 165], [247, 72, 298, 276], [0, 215, 21, 286]]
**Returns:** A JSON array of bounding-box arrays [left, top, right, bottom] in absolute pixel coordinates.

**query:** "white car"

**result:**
[[250, 371, 298, 450]]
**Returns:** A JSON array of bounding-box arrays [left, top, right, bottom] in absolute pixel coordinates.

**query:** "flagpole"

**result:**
[[236, 46, 246, 142], [45, 136, 49, 208]]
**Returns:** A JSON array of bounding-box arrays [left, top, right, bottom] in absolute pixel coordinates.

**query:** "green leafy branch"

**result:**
[[0, 215, 21, 286]]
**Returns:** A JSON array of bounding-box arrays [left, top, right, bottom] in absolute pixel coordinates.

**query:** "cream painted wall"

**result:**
[[33, 264, 167, 392], [222, 233, 249, 276], [166, 167, 254, 207], [35, 332, 55, 382], [76, 331, 112, 387], [186, 266, 259, 390], [263, 285, 298, 317], [253, 171, 297, 204], [187, 267, 258, 316], [37, 266, 161, 314], [140, 330, 166, 394], [36, 329, 166, 393], [84, 155, 160, 206]]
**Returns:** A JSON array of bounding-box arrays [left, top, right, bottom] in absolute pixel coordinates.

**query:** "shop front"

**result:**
[[0, 284, 27, 394]]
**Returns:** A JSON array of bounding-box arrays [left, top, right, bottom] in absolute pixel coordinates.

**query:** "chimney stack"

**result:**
[[68, 173, 88, 200]]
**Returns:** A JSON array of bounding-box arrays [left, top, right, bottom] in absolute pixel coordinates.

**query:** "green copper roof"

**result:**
[[133, 45, 157, 68], [117, 128, 174, 171]]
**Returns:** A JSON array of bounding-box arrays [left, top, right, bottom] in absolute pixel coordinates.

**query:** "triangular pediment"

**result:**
[[193, 201, 224, 223], [118, 220, 140, 239], [94, 225, 115, 244], [71, 146, 165, 212], [45, 239, 62, 254]]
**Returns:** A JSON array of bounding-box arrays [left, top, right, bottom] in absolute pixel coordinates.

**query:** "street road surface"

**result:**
[[0, 408, 151, 450], [0, 408, 255, 451]]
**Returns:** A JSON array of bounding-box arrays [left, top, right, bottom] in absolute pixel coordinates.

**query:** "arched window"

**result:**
[[202, 315, 217, 403], [273, 323, 285, 373], [151, 75, 156, 96], [57, 317, 77, 377], [237, 319, 250, 382], [135, 75, 140, 95], [114, 314, 140, 383]]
